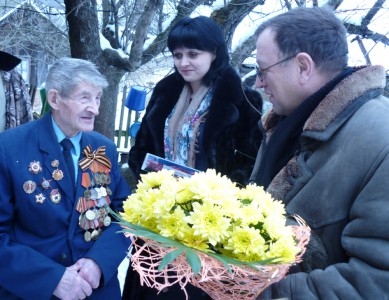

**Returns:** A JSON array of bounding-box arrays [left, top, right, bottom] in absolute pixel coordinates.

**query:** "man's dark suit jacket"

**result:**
[[0, 113, 131, 299]]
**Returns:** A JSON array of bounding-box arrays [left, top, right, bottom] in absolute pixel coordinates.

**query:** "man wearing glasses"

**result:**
[[251, 6, 389, 299]]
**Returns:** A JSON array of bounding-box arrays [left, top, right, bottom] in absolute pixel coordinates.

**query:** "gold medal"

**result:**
[[23, 180, 36, 194], [52, 169, 64, 181]]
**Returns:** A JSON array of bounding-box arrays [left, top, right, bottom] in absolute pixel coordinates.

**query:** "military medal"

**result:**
[[77, 145, 113, 242], [50, 159, 64, 180], [97, 195, 111, 207], [85, 209, 96, 221], [40, 178, 52, 190], [91, 229, 100, 240], [105, 174, 111, 185], [52, 169, 63, 181], [84, 189, 91, 200], [99, 173, 108, 184], [23, 180, 37, 194], [84, 231, 92, 242], [51, 160, 59, 168], [103, 216, 111, 226], [29, 161, 42, 174], [106, 186, 112, 196], [35, 193, 46, 204], [94, 172, 101, 185], [76, 197, 96, 213], [50, 189, 61, 204], [100, 187, 107, 197]]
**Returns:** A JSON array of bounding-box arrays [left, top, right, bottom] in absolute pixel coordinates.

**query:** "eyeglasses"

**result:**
[[255, 55, 296, 81]]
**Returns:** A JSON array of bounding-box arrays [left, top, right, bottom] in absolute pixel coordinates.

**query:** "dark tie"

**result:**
[[61, 138, 75, 185]]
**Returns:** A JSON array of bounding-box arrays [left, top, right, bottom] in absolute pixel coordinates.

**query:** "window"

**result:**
[[15, 57, 30, 83]]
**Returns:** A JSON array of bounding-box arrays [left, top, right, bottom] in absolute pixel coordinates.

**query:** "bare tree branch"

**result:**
[[140, 0, 208, 66], [211, 0, 265, 50], [128, 0, 163, 70], [345, 22, 389, 46], [362, 0, 386, 27], [352, 35, 372, 64], [323, 0, 344, 11]]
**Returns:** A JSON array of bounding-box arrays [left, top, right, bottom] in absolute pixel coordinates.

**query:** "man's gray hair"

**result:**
[[256, 6, 348, 74], [45, 57, 108, 98]]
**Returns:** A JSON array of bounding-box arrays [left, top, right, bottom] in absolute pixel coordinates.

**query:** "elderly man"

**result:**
[[0, 57, 130, 299], [250, 6, 389, 299]]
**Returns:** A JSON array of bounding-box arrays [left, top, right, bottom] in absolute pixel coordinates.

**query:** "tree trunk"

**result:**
[[65, 0, 124, 140]]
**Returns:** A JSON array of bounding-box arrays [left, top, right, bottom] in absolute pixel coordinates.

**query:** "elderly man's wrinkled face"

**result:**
[[52, 82, 102, 137], [255, 28, 302, 116]]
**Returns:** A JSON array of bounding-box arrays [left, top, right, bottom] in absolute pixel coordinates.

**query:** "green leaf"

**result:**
[[108, 207, 283, 274], [185, 249, 201, 274], [158, 248, 184, 271], [206, 252, 278, 273]]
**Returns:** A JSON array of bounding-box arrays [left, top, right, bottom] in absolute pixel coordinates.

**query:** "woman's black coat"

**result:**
[[128, 65, 263, 186]]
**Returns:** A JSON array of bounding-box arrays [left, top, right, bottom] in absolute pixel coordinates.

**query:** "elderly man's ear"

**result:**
[[47, 89, 60, 110]]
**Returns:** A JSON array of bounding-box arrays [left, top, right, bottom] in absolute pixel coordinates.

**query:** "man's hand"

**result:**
[[71, 258, 102, 289], [53, 267, 92, 300]]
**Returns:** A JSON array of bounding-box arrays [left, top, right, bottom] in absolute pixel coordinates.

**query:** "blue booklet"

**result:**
[[141, 153, 199, 178]]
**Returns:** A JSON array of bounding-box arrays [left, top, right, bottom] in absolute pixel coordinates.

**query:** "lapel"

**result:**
[[38, 114, 75, 202]]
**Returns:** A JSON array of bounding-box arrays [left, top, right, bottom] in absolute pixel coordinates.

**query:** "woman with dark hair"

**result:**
[[122, 16, 263, 300]]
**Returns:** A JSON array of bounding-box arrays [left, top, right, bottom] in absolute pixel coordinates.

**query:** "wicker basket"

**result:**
[[126, 225, 310, 300]]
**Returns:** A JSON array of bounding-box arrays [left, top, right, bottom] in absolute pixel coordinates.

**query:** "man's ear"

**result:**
[[47, 89, 60, 110], [296, 52, 314, 84]]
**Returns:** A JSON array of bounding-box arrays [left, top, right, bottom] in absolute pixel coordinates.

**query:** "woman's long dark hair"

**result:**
[[167, 16, 230, 86]]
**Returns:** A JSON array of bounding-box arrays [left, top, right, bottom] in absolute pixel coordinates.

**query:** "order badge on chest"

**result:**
[[76, 145, 113, 242]]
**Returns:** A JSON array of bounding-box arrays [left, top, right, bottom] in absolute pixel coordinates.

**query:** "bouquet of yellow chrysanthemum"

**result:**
[[113, 169, 310, 300]]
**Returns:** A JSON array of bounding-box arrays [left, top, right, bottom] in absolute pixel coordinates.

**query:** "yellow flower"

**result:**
[[185, 201, 231, 246], [264, 232, 299, 263], [121, 169, 301, 264], [224, 226, 268, 261], [157, 206, 191, 240]]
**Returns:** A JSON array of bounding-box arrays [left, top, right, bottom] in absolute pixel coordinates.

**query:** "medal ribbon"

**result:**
[[81, 172, 91, 188], [79, 145, 112, 171]]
